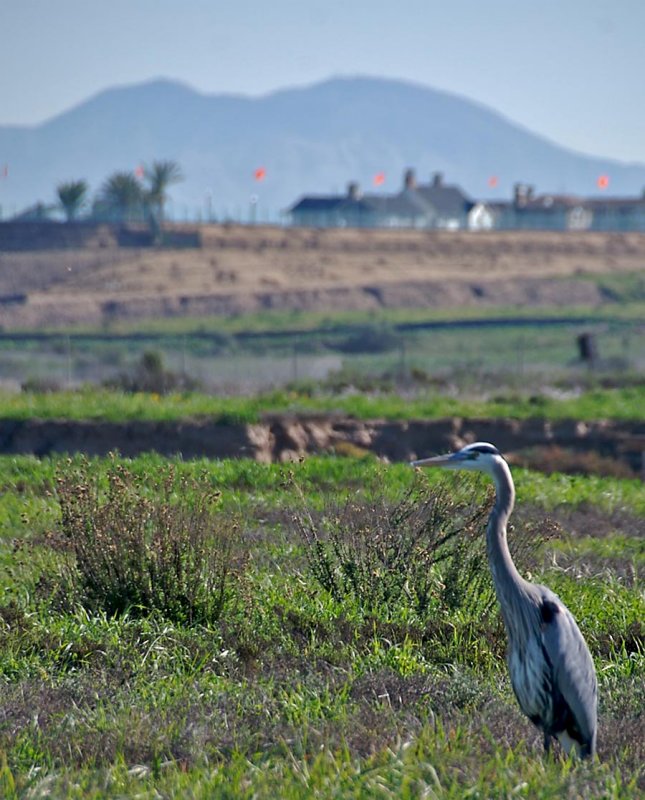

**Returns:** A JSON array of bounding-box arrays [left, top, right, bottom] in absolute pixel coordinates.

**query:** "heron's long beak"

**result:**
[[410, 451, 464, 468]]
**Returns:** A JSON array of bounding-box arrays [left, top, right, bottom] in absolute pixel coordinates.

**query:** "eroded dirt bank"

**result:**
[[1, 415, 643, 473]]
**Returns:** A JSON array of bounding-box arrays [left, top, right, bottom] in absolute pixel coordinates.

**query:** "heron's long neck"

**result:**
[[486, 461, 527, 628]]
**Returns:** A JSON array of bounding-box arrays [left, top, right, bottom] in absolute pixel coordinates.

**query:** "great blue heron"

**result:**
[[412, 442, 597, 759]]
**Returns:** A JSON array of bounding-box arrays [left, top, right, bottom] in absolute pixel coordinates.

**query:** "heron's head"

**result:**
[[411, 442, 505, 475]]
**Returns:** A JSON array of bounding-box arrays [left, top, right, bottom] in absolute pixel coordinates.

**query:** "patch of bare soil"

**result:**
[[1, 226, 644, 328]]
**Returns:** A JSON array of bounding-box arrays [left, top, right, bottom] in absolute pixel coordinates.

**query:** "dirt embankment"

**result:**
[[1, 226, 644, 328], [2, 415, 643, 474]]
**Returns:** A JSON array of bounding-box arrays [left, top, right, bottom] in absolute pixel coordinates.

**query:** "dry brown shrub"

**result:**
[[49, 457, 246, 625], [515, 445, 636, 479], [290, 473, 495, 616]]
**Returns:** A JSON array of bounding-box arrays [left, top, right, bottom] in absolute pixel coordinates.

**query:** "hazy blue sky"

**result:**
[[2, 0, 644, 163]]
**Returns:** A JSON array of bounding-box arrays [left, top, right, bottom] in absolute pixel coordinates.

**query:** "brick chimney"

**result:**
[[403, 168, 416, 190], [347, 182, 361, 201], [513, 183, 534, 207], [431, 172, 443, 187]]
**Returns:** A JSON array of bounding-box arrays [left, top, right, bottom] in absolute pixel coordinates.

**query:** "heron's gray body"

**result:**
[[501, 580, 597, 757], [413, 442, 598, 758]]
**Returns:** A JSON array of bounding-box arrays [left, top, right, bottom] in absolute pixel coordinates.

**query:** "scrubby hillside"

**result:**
[[1, 226, 644, 328]]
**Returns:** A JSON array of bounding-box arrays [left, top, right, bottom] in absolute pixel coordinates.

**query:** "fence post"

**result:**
[[66, 335, 72, 387], [516, 335, 525, 378], [292, 345, 299, 383]]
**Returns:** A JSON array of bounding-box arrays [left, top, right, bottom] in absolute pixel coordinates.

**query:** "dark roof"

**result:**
[[585, 196, 645, 210], [362, 190, 435, 217], [482, 195, 583, 213], [289, 176, 473, 220], [288, 195, 378, 213], [288, 196, 346, 213], [289, 190, 435, 219], [416, 184, 474, 216], [486, 194, 645, 214]]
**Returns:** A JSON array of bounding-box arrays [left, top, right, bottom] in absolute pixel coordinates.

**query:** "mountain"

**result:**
[[1, 76, 645, 220]]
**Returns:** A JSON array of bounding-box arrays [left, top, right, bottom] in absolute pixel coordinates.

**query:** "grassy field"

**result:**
[[0, 453, 643, 798], [2, 383, 645, 423], [3, 300, 644, 395], [24, 296, 645, 336]]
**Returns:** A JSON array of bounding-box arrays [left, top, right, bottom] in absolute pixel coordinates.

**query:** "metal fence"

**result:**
[[2, 318, 643, 395]]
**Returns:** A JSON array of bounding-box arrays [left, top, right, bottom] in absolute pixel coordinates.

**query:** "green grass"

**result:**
[[0, 454, 643, 797], [553, 534, 644, 569], [29, 297, 645, 336], [2, 383, 645, 422], [0, 389, 265, 423], [513, 468, 645, 515], [580, 270, 645, 304], [2, 731, 640, 799]]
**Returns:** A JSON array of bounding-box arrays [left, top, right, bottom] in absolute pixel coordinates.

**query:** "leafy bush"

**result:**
[[21, 376, 64, 393], [290, 474, 495, 617], [50, 458, 245, 625], [105, 349, 202, 394]]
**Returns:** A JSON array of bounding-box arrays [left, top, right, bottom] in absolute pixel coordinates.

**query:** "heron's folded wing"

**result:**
[[540, 602, 597, 744]]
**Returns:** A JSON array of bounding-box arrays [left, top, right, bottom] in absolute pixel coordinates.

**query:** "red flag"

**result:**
[[254, 167, 266, 181], [597, 174, 609, 190], [373, 172, 385, 186], [134, 164, 145, 178], [487, 175, 499, 188], [1, 164, 7, 178]]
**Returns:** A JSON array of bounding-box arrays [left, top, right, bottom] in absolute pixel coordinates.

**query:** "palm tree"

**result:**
[[99, 172, 144, 222], [57, 180, 89, 221], [144, 160, 183, 225]]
